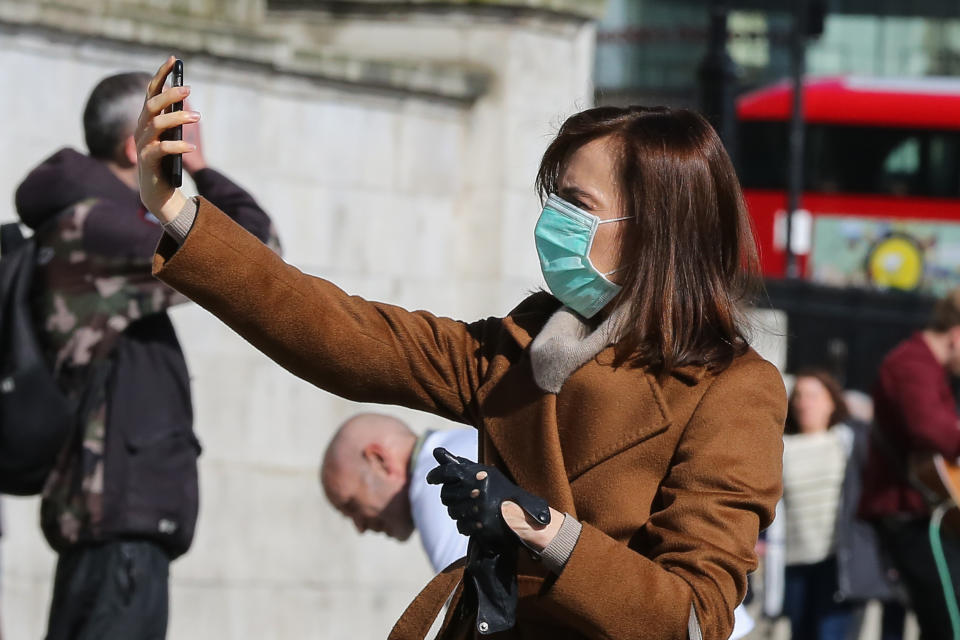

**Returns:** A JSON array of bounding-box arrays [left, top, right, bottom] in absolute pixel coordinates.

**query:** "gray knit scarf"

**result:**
[[529, 305, 628, 393]]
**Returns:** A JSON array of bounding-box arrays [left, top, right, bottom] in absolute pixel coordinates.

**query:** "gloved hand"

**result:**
[[426, 447, 551, 550]]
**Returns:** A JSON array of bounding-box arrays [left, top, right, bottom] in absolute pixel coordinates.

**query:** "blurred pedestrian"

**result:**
[[321, 414, 475, 572], [14, 70, 279, 640], [138, 58, 786, 639], [834, 391, 905, 640], [860, 288, 960, 640], [770, 370, 905, 640], [777, 369, 859, 640]]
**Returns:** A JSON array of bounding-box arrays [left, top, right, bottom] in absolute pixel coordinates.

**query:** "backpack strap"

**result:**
[[0, 223, 26, 256]]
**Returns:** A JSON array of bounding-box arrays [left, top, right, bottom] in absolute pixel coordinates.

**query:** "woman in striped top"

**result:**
[[780, 369, 856, 640]]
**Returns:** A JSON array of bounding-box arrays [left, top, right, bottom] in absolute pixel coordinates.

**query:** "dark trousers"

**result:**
[[45, 540, 169, 640], [783, 556, 857, 640], [877, 517, 960, 640]]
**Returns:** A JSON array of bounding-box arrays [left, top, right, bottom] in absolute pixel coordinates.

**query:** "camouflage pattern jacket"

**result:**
[[15, 148, 279, 557]]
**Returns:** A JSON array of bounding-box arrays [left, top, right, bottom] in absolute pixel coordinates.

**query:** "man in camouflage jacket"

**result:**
[[14, 72, 279, 640]]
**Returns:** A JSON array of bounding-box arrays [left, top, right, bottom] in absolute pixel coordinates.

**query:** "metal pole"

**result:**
[[697, 0, 738, 160], [785, 0, 807, 280]]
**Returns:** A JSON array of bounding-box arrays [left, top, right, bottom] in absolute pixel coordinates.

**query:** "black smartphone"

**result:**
[[161, 59, 184, 187]]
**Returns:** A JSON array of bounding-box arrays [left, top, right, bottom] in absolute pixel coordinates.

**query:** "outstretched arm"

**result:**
[[137, 57, 489, 423]]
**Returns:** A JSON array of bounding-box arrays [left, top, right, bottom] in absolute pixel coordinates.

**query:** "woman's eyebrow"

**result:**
[[558, 185, 597, 203]]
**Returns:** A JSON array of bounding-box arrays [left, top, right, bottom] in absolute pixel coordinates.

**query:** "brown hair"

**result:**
[[784, 368, 850, 435], [931, 287, 960, 332], [536, 106, 759, 375]]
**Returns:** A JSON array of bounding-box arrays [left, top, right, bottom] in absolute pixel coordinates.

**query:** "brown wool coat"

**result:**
[[153, 199, 786, 640]]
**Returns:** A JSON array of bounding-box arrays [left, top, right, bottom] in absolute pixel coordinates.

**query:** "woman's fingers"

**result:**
[[159, 140, 195, 154], [139, 140, 197, 172], [136, 56, 193, 223], [137, 110, 200, 147], [145, 56, 176, 100], [141, 85, 191, 127], [138, 58, 179, 128]]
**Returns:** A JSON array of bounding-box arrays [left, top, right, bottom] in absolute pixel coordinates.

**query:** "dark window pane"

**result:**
[[738, 121, 788, 190], [739, 122, 960, 198]]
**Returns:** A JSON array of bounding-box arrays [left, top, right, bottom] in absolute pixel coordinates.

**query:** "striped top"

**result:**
[[782, 425, 852, 566]]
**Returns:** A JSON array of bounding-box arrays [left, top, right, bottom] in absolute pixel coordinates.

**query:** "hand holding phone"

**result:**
[[135, 56, 195, 223], [160, 59, 184, 187]]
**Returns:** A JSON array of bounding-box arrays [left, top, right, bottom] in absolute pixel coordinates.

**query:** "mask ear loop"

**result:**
[[597, 216, 631, 278]]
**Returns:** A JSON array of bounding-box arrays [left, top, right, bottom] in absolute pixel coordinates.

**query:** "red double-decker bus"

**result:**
[[737, 77, 960, 294]]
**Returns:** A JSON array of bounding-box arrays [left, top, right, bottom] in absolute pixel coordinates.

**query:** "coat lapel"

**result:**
[[475, 307, 577, 516], [474, 297, 687, 519], [477, 356, 577, 517]]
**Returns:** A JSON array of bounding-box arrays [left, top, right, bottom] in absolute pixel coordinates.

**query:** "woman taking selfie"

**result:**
[[137, 57, 785, 640]]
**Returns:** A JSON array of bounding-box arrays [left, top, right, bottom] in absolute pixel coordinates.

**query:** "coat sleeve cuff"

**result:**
[[538, 513, 582, 574], [542, 522, 693, 637], [162, 197, 199, 245]]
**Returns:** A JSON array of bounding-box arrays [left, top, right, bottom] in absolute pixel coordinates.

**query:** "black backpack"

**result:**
[[0, 222, 74, 495]]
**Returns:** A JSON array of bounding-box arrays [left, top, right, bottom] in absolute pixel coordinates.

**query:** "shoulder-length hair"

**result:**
[[536, 105, 759, 376], [784, 368, 850, 435]]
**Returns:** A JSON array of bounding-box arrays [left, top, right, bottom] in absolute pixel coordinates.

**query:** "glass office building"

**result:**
[[595, 0, 960, 106]]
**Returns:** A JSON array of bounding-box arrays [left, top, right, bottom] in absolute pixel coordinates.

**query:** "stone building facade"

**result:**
[[0, 0, 603, 637]]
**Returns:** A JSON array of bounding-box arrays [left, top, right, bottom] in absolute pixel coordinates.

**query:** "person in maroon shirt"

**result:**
[[860, 288, 960, 639]]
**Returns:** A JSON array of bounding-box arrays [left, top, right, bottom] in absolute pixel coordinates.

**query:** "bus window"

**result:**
[[929, 135, 960, 198], [738, 121, 787, 190], [879, 136, 921, 196], [739, 122, 960, 198]]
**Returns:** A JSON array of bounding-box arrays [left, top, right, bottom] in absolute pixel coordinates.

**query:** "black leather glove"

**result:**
[[426, 447, 551, 549], [427, 447, 552, 635]]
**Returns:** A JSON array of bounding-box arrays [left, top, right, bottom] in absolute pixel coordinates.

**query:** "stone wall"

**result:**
[[0, 1, 599, 637]]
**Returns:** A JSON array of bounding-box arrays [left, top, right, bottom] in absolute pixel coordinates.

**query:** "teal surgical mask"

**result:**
[[534, 193, 631, 319]]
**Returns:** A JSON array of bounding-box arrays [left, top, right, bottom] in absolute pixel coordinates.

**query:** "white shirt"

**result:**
[[408, 429, 477, 573], [781, 425, 852, 565]]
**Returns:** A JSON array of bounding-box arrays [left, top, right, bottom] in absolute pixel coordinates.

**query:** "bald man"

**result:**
[[320, 413, 476, 572]]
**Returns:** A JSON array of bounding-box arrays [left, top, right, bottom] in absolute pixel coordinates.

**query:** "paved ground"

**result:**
[[744, 600, 920, 640]]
